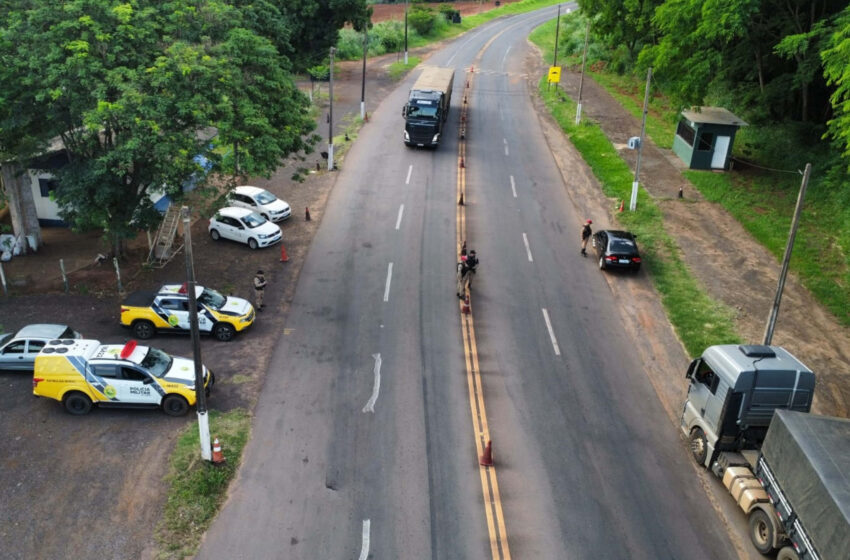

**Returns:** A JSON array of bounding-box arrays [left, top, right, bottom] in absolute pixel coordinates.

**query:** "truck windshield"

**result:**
[[198, 288, 226, 310], [141, 347, 174, 378], [408, 103, 438, 120]]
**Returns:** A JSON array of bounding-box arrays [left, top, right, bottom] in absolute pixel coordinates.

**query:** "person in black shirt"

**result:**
[[581, 220, 592, 256]]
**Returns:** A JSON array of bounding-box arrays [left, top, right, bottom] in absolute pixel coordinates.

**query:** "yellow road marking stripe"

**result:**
[[456, 63, 512, 560]]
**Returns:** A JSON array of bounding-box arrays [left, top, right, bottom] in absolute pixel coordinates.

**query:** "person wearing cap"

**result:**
[[581, 219, 593, 256], [253, 270, 267, 310]]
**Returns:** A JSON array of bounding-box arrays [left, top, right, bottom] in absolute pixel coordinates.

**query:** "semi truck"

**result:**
[[402, 67, 454, 148], [681, 344, 850, 559]]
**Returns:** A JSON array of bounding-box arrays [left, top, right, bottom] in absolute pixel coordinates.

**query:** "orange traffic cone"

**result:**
[[305, 207, 312, 221], [460, 156, 465, 169], [212, 437, 226, 465], [280, 243, 289, 262], [618, 199, 625, 213], [461, 294, 471, 315], [479, 440, 493, 466], [458, 192, 464, 206]]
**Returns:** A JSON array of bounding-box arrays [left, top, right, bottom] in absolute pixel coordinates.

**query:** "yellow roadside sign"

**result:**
[[548, 66, 561, 83]]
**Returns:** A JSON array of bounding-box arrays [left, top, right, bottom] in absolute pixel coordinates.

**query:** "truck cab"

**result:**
[[403, 91, 447, 147], [681, 344, 814, 470]]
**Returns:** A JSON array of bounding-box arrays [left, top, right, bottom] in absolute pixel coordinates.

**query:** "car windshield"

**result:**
[[254, 190, 277, 205], [242, 212, 267, 228], [408, 102, 438, 120], [140, 347, 173, 378], [58, 327, 79, 338], [610, 239, 636, 253], [198, 288, 226, 310]]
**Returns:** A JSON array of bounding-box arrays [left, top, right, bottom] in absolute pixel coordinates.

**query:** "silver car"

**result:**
[[0, 324, 82, 371]]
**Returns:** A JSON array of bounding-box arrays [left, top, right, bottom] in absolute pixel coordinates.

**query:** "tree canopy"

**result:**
[[578, 0, 850, 163], [0, 0, 367, 252]]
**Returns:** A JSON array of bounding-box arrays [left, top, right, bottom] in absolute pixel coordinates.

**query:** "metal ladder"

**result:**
[[147, 204, 183, 267]]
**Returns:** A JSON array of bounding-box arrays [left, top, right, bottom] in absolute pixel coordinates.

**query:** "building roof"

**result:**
[[681, 106, 748, 127]]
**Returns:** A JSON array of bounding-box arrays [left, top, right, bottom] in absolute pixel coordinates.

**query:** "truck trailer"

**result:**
[[681, 344, 850, 559], [402, 67, 454, 148]]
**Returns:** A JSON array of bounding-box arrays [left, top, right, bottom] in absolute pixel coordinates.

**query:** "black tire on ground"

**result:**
[[64, 392, 93, 415], [689, 427, 708, 466], [132, 320, 155, 340], [748, 508, 777, 555], [213, 323, 236, 342], [162, 394, 189, 417], [598, 256, 606, 270], [776, 546, 798, 560], [248, 238, 258, 250], [210, 229, 220, 241]]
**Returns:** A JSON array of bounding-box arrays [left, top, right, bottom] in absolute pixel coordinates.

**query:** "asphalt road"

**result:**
[[199, 6, 740, 559]]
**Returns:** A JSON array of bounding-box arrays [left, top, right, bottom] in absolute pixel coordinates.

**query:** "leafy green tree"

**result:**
[[822, 5, 850, 168], [277, 0, 372, 71], [578, 0, 663, 62], [0, 0, 316, 255]]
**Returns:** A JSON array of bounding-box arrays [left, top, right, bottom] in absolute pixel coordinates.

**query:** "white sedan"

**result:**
[[227, 185, 291, 222], [208, 207, 282, 249]]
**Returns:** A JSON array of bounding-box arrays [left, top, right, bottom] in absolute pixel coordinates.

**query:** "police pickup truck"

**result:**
[[120, 283, 254, 341], [33, 339, 213, 416]]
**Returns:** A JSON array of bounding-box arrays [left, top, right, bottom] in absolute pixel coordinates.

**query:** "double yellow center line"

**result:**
[[456, 64, 512, 560]]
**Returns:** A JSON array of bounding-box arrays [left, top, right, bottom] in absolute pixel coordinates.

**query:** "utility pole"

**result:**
[[549, 4, 561, 92], [763, 163, 811, 345], [630, 66, 651, 211], [182, 206, 211, 462], [404, 0, 409, 65], [361, 26, 367, 120], [328, 46, 336, 171], [575, 21, 590, 125]]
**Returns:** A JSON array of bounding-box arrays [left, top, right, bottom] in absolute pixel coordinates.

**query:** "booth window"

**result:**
[[38, 178, 59, 198], [676, 121, 695, 146], [698, 132, 714, 151]]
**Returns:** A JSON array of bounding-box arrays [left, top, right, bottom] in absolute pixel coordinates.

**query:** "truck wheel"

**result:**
[[132, 320, 155, 340], [689, 427, 708, 466], [777, 547, 799, 560], [212, 323, 236, 342], [64, 392, 93, 415], [162, 395, 189, 417], [748, 509, 777, 555]]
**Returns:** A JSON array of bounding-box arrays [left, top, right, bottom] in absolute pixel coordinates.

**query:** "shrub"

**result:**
[[373, 20, 405, 52], [408, 6, 437, 35]]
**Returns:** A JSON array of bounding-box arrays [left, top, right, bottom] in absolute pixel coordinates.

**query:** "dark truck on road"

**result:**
[[403, 67, 454, 148], [681, 344, 850, 559]]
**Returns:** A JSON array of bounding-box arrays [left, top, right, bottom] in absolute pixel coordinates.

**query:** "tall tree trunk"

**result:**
[[755, 49, 765, 93], [0, 161, 42, 253]]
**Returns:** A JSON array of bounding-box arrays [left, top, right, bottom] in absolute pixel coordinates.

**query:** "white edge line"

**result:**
[[406, 164, 413, 185], [395, 204, 405, 230], [505, 145, 509, 156], [510, 175, 517, 198], [542, 308, 561, 356], [501, 45, 512, 68], [362, 354, 382, 413], [383, 262, 393, 302], [522, 233, 533, 262], [358, 519, 371, 560]]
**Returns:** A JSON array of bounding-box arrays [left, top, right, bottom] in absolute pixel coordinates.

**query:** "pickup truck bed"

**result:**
[[122, 291, 157, 307]]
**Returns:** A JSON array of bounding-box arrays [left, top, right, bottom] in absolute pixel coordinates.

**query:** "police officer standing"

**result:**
[[581, 219, 593, 256], [253, 270, 267, 310]]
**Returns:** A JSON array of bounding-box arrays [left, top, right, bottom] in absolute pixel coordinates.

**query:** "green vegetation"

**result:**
[[389, 56, 422, 81], [337, 0, 563, 61], [530, 41, 740, 354], [533, 12, 850, 327], [156, 409, 251, 559]]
